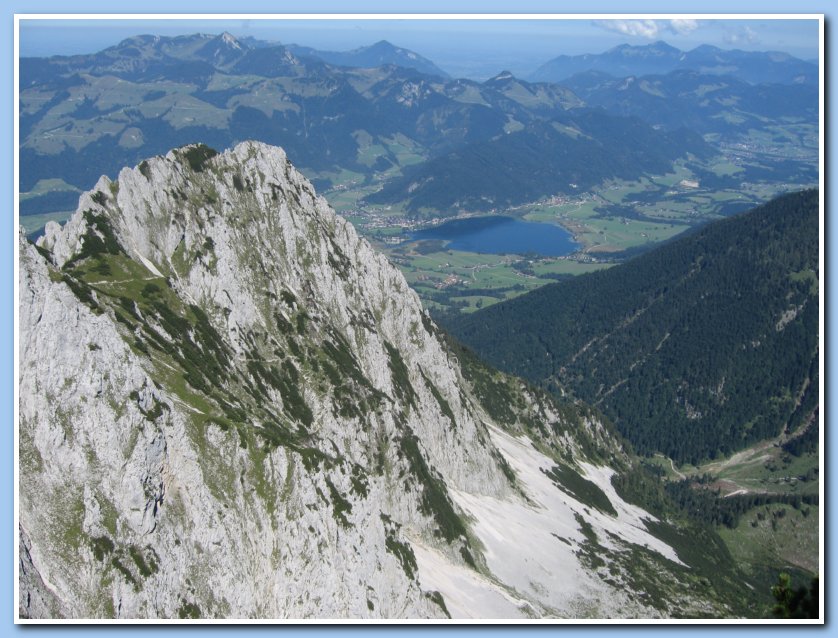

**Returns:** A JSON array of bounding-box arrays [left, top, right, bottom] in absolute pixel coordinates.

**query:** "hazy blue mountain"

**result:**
[[477, 70, 583, 115], [561, 69, 818, 134], [18, 33, 816, 227], [229, 43, 320, 77], [193, 32, 250, 67], [531, 41, 682, 82], [287, 40, 450, 78], [531, 41, 818, 85], [20, 33, 443, 83], [681, 44, 818, 85], [19, 42, 581, 195], [365, 110, 711, 214]]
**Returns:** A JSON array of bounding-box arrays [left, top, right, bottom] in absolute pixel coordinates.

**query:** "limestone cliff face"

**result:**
[[23, 141, 516, 619], [19, 142, 728, 620]]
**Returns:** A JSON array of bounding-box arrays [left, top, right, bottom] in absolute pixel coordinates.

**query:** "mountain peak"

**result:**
[[218, 31, 243, 50], [369, 39, 396, 50], [115, 34, 162, 48], [650, 40, 679, 52], [28, 138, 505, 617], [689, 43, 722, 53], [487, 70, 516, 82], [289, 39, 449, 77], [194, 31, 249, 65], [611, 41, 681, 58]]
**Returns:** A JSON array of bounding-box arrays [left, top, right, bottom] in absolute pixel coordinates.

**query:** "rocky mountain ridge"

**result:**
[[19, 141, 740, 619]]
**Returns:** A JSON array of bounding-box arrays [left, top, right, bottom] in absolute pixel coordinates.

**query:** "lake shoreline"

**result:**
[[407, 215, 580, 258]]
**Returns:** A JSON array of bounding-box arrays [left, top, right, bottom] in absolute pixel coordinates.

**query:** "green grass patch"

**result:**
[[685, 444, 820, 498], [531, 260, 611, 278], [325, 477, 353, 528], [398, 431, 467, 543], [90, 535, 115, 561], [418, 368, 456, 429], [424, 591, 451, 618], [128, 545, 159, 578], [381, 514, 418, 580], [180, 144, 218, 173], [790, 269, 818, 296], [544, 464, 617, 516], [64, 210, 123, 268], [642, 518, 772, 616], [111, 557, 139, 591], [719, 503, 819, 577], [384, 340, 417, 409], [177, 600, 201, 619]]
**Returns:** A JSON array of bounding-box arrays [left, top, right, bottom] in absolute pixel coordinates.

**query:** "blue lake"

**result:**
[[409, 216, 578, 257]]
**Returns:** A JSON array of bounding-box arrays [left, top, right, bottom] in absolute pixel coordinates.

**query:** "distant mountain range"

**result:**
[[286, 40, 450, 78], [530, 41, 818, 85], [20, 32, 446, 81], [561, 68, 819, 134], [19, 32, 818, 225], [365, 110, 710, 214], [15, 34, 603, 202]]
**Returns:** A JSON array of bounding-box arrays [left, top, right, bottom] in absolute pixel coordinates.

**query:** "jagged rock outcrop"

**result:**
[[19, 141, 732, 619]]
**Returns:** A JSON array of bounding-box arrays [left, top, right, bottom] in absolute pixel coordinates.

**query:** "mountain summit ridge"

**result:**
[[25, 140, 510, 618]]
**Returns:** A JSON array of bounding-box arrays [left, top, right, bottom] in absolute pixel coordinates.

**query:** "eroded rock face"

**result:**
[[21, 141, 515, 619], [20, 142, 728, 620]]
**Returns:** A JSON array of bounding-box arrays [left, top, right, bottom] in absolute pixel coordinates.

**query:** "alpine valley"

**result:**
[[18, 33, 818, 320], [20, 141, 777, 620]]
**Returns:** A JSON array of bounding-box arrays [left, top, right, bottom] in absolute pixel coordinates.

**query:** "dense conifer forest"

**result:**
[[449, 190, 819, 463]]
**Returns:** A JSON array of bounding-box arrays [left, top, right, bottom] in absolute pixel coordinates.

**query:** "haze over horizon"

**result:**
[[18, 17, 820, 80]]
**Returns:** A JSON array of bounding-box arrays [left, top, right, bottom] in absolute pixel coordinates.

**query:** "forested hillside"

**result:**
[[364, 113, 709, 214], [449, 190, 819, 463]]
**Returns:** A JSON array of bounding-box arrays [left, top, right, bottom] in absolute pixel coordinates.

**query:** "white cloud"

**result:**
[[669, 19, 699, 35], [595, 19, 702, 40], [724, 25, 759, 46], [594, 19, 661, 39]]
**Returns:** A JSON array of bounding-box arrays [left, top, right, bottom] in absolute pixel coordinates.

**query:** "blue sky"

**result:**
[[18, 17, 821, 80]]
